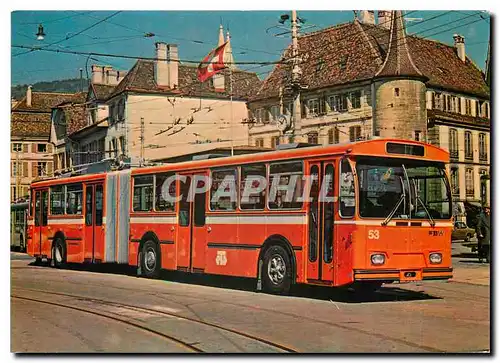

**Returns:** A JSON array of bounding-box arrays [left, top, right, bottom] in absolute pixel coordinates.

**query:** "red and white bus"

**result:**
[[28, 139, 453, 294]]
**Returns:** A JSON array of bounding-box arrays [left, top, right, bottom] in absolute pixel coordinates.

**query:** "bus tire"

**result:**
[[140, 239, 160, 279], [262, 245, 292, 295], [52, 238, 66, 269]]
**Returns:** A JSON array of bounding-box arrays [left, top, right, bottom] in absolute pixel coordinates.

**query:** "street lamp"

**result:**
[[36, 24, 45, 41]]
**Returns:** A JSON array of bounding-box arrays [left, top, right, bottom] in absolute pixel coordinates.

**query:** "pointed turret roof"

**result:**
[[225, 30, 236, 70], [375, 10, 425, 79], [218, 24, 225, 47]]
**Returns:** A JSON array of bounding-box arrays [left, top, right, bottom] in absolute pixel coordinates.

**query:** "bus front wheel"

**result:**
[[140, 240, 160, 279], [262, 245, 292, 295]]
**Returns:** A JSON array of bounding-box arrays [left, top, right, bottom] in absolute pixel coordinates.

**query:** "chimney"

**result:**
[[454, 34, 466, 62], [378, 10, 392, 29], [91, 65, 103, 84], [155, 42, 178, 89], [360, 10, 375, 24], [167, 44, 179, 89], [26, 85, 32, 107], [104, 66, 113, 85]]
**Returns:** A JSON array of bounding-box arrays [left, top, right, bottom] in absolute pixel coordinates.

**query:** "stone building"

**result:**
[[10, 87, 81, 201], [247, 10, 490, 209]]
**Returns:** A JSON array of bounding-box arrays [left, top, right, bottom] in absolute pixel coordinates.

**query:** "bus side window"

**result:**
[[339, 158, 355, 217], [66, 184, 83, 215], [210, 168, 237, 211]]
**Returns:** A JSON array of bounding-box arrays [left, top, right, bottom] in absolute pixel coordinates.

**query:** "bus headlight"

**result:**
[[429, 253, 442, 264], [371, 254, 385, 265]]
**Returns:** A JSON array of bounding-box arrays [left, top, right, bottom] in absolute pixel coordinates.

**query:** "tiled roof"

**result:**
[[12, 92, 81, 112], [252, 20, 490, 101], [91, 84, 116, 101], [63, 104, 88, 135], [108, 60, 261, 100], [11, 112, 51, 138]]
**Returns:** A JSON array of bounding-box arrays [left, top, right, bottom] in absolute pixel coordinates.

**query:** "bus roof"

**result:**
[[31, 139, 449, 188]]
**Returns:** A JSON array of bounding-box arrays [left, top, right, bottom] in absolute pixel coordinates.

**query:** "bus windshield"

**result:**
[[356, 158, 451, 220]]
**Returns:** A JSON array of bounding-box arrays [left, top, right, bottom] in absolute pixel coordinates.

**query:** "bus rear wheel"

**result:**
[[140, 240, 160, 279], [262, 245, 292, 295]]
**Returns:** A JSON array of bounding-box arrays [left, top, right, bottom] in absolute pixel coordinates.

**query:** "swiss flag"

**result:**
[[197, 42, 228, 83]]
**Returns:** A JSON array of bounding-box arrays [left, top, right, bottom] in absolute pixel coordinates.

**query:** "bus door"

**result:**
[[176, 173, 208, 272], [84, 183, 105, 262], [306, 161, 335, 283], [33, 189, 48, 257]]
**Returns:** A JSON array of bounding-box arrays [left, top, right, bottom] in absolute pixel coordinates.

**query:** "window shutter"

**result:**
[[32, 163, 38, 178], [23, 162, 28, 177], [328, 129, 334, 144], [349, 127, 354, 142], [22, 143, 28, 153], [47, 144, 53, 153], [47, 162, 53, 176]]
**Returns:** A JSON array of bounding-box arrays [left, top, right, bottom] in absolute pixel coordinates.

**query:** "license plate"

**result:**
[[400, 270, 421, 282]]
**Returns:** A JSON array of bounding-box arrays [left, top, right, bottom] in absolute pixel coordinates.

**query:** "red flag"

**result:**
[[197, 42, 228, 83]]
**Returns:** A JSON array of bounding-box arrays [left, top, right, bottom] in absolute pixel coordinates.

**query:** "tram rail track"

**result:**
[[12, 287, 299, 353]]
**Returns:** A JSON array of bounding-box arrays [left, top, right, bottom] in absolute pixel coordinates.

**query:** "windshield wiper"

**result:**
[[381, 176, 406, 226], [411, 179, 436, 227]]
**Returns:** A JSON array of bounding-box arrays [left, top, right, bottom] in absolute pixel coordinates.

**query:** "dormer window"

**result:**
[[307, 98, 319, 117]]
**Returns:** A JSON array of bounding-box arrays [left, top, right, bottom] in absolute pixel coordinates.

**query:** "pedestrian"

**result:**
[[475, 205, 491, 263]]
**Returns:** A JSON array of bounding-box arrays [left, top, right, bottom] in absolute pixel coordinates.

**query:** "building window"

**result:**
[[109, 103, 115, 124], [255, 138, 264, 148], [414, 131, 421, 141], [271, 136, 280, 149], [307, 98, 319, 117], [37, 144, 47, 153], [449, 128, 458, 159], [457, 97, 462, 114], [434, 92, 442, 110], [465, 99, 472, 116], [328, 95, 347, 113], [12, 162, 18, 177], [34, 162, 48, 177], [284, 102, 293, 116], [394, 88, 400, 97], [349, 91, 361, 109], [349, 126, 361, 142], [445, 94, 452, 112], [112, 138, 118, 158], [307, 132, 318, 144], [328, 129, 334, 144], [465, 168, 474, 196], [270, 106, 280, 121], [464, 131, 473, 160], [450, 167, 459, 196], [119, 136, 126, 156], [485, 103, 489, 118], [479, 133, 487, 161], [12, 143, 22, 152], [117, 98, 125, 121]]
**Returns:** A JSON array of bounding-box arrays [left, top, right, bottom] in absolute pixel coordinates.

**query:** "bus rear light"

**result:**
[[429, 253, 442, 264], [371, 254, 385, 265]]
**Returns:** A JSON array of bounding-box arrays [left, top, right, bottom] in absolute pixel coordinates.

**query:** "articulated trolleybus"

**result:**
[[28, 139, 453, 294]]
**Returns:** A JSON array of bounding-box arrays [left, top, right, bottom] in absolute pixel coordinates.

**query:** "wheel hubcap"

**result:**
[[55, 245, 63, 263], [267, 254, 286, 285], [144, 247, 156, 271]]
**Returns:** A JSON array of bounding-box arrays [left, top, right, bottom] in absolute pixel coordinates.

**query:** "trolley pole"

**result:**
[[140, 117, 145, 167], [290, 10, 302, 143]]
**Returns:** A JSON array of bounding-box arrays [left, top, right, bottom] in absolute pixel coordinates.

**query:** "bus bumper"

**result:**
[[353, 267, 453, 283]]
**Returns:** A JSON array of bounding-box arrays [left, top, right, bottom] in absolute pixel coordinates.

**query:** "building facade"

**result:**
[[10, 87, 79, 201], [247, 10, 490, 212]]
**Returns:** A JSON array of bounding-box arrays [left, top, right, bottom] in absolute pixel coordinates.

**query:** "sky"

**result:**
[[11, 10, 491, 86]]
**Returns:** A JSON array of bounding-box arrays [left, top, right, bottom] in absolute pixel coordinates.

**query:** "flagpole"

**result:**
[[230, 67, 234, 157]]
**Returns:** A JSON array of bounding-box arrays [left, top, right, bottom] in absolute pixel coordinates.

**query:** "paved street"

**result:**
[[11, 243, 490, 353]]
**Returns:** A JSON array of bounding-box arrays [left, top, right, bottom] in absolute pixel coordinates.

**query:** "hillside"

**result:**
[[11, 78, 90, 99]]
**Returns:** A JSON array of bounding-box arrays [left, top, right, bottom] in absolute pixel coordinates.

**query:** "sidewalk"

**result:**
[[450, 264, 490, 286]]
